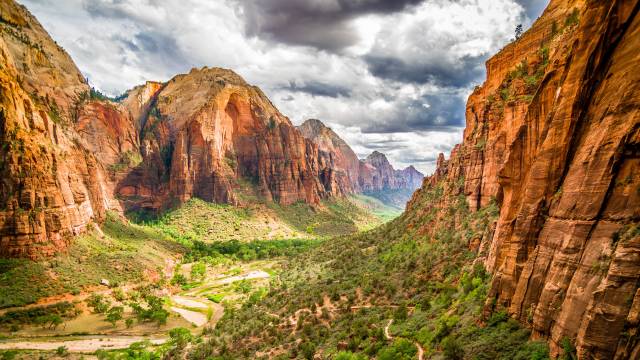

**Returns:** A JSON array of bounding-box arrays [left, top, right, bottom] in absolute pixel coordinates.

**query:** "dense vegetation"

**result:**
[[0, 213, 183, 308], [0, 195, 392, 309], [181, 176, 552, 359]]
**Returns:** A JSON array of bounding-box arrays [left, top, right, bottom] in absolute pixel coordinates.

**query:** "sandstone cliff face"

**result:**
[[359, 151, 423, 192], [118, 67, 333, 211], [0, 0, 113, 259], [0, 0, 351, 258], [298, 118, 361, 194], [408, 0, 640, 357], [297, 119, 425, 202]]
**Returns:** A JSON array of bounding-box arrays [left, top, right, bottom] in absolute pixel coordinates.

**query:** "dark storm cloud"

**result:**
[[364, 54, 486, 87], [285, 80, 352, 98], [360, 94, 465, 134], [238, 0, 424, 51]]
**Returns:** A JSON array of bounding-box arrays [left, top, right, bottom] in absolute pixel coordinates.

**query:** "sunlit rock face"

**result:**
[[407, 0, 640, 357], [0, 1, 342, 258], [297, 119, 425, 205]]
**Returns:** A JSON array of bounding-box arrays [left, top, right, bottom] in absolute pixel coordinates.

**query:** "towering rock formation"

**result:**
[[297, 118, 361, 194], [298, 119, 425, 206], [0, 0, 348, 258], [114, 67, 333, 212], [407, 0, 640, 357], [359, 151, 423, 192], [0, 0, 111, 259]]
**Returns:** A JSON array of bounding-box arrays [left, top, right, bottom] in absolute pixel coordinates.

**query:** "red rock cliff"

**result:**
[[297, 119, 425, 198], [0, 0, 114, 259], [0, 0, 348, 258], [408, 0, 640, 357]]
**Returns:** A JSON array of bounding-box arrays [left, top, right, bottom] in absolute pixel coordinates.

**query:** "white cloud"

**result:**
[[18, 0, 544, 175]]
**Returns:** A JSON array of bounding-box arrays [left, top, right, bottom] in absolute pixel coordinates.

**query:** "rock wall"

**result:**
[[297, 119, 425, 199], [409, 0, 640, 357], [0, 0, 110, 259]]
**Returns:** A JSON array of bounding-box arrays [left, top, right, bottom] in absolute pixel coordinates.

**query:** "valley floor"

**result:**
[[0, 194, 401, 359]]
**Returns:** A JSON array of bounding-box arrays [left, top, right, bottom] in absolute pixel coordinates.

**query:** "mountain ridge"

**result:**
[[0, 0, 423, 259], [298, 118, 424, 207]]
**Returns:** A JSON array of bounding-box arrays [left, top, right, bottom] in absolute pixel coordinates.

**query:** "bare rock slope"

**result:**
[[407, 0, 640, 357]]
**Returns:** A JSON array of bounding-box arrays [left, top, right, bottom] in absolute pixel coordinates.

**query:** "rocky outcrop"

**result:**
[[0, 0, 352, 258], [359, 151, 423, 192], [0, 0, 109, 259], [298, 118, 361, 194], [297, 119, 425, 205], [118, 67, 334, 211], [408, 0, 640, 358]]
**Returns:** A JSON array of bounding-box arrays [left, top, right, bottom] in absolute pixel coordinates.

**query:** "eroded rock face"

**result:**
[[298, 118, 361, 194], [0, 0, 108, 259], [297, 119, 425, 199], [409, 0, 640, 357], [120, 67, 332, 211], [0, 0, 344, 258], [359, 151, 424, 192]]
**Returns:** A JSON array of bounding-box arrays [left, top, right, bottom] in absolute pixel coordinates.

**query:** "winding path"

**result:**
[[384, 319, 424, 360]]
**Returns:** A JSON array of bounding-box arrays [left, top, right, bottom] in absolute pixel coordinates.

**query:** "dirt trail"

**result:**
[[384, 319, 424, 360], [0, 337, 166, 352]]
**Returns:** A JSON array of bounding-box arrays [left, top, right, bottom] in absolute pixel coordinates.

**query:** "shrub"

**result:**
[[442, 336, 464, 360], [560, 337, 577, 360], [190, 261, 206, 281], [56, 345, 69, 356], [106, 306, 124, 326], [169, 327, 193, 348], [488, 310, 509, 327], [87, 294, 110, 314], [0, 301, 76, 325], [565, 8, 579, 27]]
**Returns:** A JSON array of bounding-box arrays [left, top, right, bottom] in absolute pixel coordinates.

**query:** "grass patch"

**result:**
[[0, 214, 185, 308]]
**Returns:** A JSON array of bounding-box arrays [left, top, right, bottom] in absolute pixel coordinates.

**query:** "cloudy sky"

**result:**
[[19, 0, 548, 174]]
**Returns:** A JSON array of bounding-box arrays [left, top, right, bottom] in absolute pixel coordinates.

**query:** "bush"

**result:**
[[106, 306, 124, 326], [0, 301, 76, 325], [488, 310, 509, 327], [377, 339, 416, 360], [335, 352, 367, 360], [442, 336, 464, 360], [560, 337, 577, 360], [87, 294, 110, 314], [565, 8, 579, 27], [190, 262, 206, 281], [169, 327, 193, 348], [513, 341, 550, 360], [56, 345, 69, 356]]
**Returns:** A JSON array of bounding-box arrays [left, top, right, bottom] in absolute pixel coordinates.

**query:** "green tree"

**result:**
[[515, 24, 524, 39], [169, 327, 193, 348], [190, 262, 206, 281], [48, 315, 63, 330], [106, 306, 124, 327], [442, 336, 464, 360]]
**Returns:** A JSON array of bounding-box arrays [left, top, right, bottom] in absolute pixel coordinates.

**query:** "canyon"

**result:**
[[0, 0, 420, 259], [0, 0, 638, 358], [298, 119, 424, 207]]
